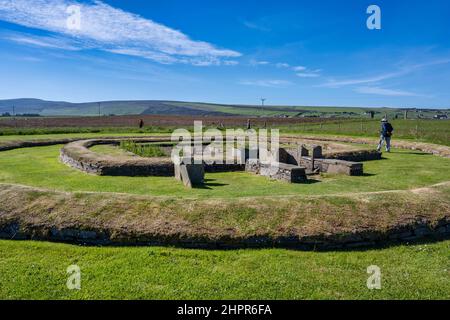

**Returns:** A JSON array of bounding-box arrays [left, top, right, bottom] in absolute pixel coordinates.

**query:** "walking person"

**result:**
[[377, 118, 394, 152]]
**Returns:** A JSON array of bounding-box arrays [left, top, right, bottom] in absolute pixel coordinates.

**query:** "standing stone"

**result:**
[[300, 145, 309, 157], [174, 163, 182, 181], [180, 164, 205, 188], [312, 145, 323, 158]]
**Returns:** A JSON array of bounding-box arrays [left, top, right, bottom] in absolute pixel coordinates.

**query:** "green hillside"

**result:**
[[1, 98, 449, 118]]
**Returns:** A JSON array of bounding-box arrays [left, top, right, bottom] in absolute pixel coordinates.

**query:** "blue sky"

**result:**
[[0, 0, 449, 108]]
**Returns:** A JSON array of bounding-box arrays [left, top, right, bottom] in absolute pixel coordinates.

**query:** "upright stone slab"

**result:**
[[174, 163, 182, 181], [180, 164, 205, 188], [300, 145, 309, 157], [312, 145, 323, 158]]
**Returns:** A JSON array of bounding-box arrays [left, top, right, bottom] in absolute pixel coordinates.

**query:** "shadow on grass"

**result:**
[[395, 151, 432, 156], [360, 173, 376, 177], [303, 179, 321, 184], [192, 178, 229, 189]]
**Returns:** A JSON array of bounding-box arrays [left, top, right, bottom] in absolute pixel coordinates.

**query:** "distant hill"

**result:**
[[0, 99, 234, 116], [0, 98, 448, 118]]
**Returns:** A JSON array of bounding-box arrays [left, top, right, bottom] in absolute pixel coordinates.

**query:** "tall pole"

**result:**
[[261, 98, 266, 107], [12, 105, 17, 128], [98, 102, 101, 116]]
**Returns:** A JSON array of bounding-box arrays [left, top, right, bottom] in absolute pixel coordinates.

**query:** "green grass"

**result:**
[[1, 119, 448, 147], [0, 144, 450, 198], [0, 240, 448, 299], [89, 144, 133, 157], [280, 119, 450, 146], [119, 140, 166, 157]]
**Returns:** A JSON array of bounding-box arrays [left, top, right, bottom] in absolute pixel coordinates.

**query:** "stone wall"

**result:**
[[279, 147, 365, 176], [324, 149, 382, 162], [1, 219, 448, 250], [246, 160, 307, 183], [60, 139, 249, 176], [60, 139, 176, 176], [299, 157, 364, 176]]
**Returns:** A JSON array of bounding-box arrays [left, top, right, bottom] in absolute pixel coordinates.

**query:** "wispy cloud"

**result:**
[[320, 58, 450, 88], [249, 59, 270, 66], [6, 33, 82, 51], [242, 20, 271, 32], [275, 62, 290, 68], [296, 72, 320, 78], [239, 79, 292, 88], [292, 66, 306, 71], [355, 86, 422, 97], [0, 0, 241, 65], [294, 66, 321, 78], [320, 71, 404, 88]]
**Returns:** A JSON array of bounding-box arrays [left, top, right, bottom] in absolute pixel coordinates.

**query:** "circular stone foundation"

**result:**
[[0, 135, 449, 249], [59, 136, 382, 176]]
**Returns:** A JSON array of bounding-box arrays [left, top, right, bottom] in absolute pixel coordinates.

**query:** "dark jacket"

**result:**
[[381, 122, 394, 137]]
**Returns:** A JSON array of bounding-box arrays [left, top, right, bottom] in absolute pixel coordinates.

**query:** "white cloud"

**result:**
[[0, 0, 241, 65], [275, 62, 290, 68], [355, 86, 422, 97], [296, 72, 320, 78], [320, 59, 450, 88], [239, 79, 292, 87], [242, 20, 270, 32], [6, 33, 83, 51], [320, 71, 403, 88], [292, 66, 307, 71], [250, 60, 270, 66], [223, 60, 239, 66]]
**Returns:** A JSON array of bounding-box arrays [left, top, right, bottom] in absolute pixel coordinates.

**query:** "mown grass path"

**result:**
[[0, 240, 448, 299]]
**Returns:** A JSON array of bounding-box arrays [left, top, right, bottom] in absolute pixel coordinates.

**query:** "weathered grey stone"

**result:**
[[245, 159, 261, 174], [259, 162, 307, 183], [388, 231, 413, 239], [312, 145, 323, 158], [174, 163, 182, 181], [180, 164, 204, 188], [437, 227, 447, 234], [300, 145, 309, 157], [414, 226, 432, 237]]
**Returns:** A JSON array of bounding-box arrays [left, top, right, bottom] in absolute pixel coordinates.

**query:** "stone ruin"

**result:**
[[59, 138, 382, 188], [172, 143, 377, 188]]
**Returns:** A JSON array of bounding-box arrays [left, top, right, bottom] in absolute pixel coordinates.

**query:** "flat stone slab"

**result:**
[[299, 157, 363, 176], [250, 161, 307, 183]]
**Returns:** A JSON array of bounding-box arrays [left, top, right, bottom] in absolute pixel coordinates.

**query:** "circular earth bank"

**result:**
[[0, 135, 449, 249]]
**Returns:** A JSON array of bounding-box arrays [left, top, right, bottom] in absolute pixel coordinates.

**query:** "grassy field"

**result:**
[[1, 119, 449, 147], [0, 239, 448, 299], [1, 144, 450, 198], [0, 130, 449, 300], [280, 119, 450, 146]]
